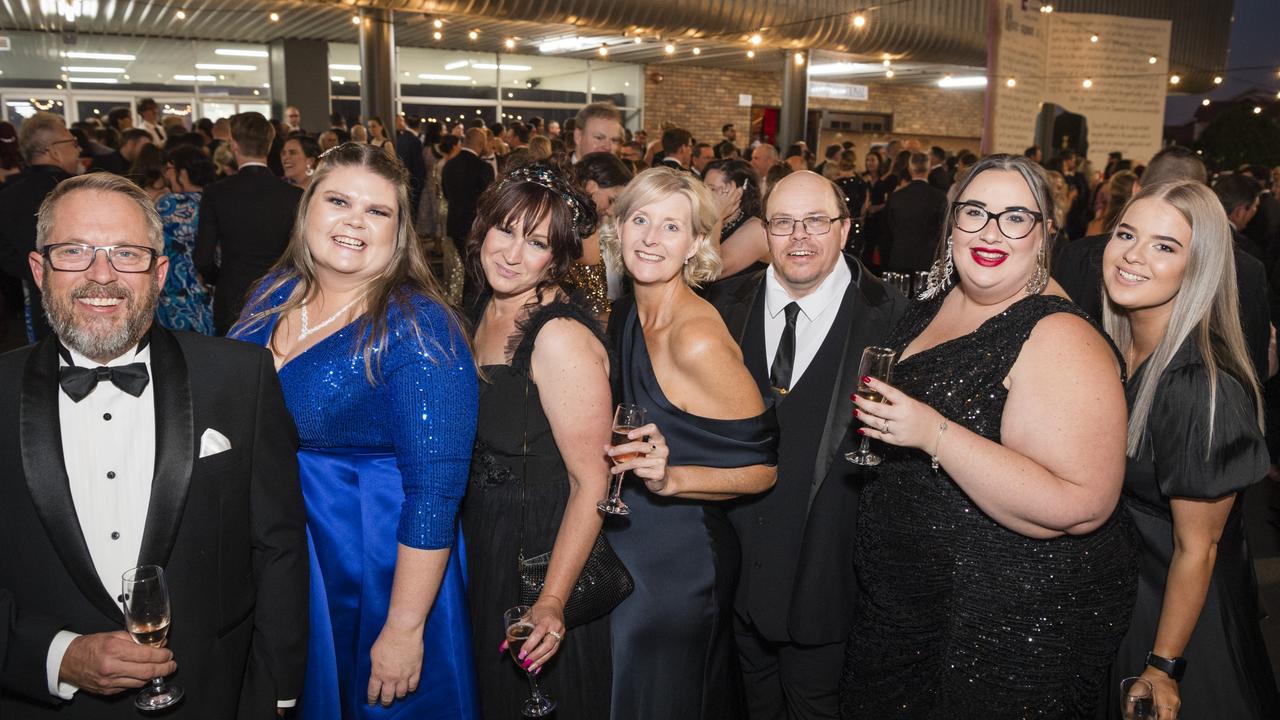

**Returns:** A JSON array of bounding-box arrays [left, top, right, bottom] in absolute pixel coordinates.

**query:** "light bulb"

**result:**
[[1082, 78, 1093, 88], [853, 14, 866, 28]]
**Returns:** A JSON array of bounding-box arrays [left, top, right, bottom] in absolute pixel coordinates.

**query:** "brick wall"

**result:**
[[641, 64, 782, 145], [640, 63, 985, 153]]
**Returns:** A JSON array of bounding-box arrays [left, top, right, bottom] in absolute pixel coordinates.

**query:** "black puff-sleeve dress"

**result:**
[[1106, 339, 1280, 718]]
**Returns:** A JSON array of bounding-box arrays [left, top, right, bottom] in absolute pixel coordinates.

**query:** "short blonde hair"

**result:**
[[600, 166, 722, 286]]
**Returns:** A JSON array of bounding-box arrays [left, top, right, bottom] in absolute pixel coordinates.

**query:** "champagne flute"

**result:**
[[121, 565, 184, 712], [503, 606, 555, 717], [598, 403, 647, 516], [1119, 677, 1156, 719], [845, 346, 897, 466]]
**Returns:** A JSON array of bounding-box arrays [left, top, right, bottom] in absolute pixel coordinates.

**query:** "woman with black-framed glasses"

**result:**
[[838, 154, 1137, 718]]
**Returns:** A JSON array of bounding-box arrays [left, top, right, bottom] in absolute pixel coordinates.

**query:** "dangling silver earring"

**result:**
[[919, 236, 954, 300], [1025, 244, 1049, 295]]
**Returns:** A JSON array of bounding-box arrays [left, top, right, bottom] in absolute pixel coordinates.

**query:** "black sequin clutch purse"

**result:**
[[513, 379, 634, 628], [518, 533, 634, 628]]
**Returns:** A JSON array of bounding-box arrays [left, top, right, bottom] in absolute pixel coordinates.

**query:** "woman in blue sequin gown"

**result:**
[[155, 145, 214, 334], [232, 143, 480, 719]]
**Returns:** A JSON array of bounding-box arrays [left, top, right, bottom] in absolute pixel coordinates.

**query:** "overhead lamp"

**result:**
[[1040, 4, 1053, 12], [433, 19, 443, 29], [505, 38, 516, 50], [747, 50, 756, 59], [216, 48, 269, 58], [175, 74, 217, 82], [938, 76, 987, 88], [884, 69, 894, 78], [64, 51, 136, 61], [472, 63, 532, 71], [433, 31, 443, 40], [853, 14, 867, 28], [61, 66, 125, 73], [1006, 78, 1017, 88], [1082, 78, 1093, 88], [665, 44, 676, 55], [882, 59, 891, 67], [692, 47, 701, 55], [1090, 34, 1098, 43], [1201, 98, 1210, 106], [195, 63, 256, 71], [68, 77, 119, 84], [444, 60, 469, 70], [175, 10, 186, 20], [1148, 56, 1157, 64], [419, 74, 472, 81], [749, 34, 762, 46], [269, 12, 279, 22], [352, 16, 360, 25], [329, 64, 362, 71], [598, 45, 609, 56], [634, 37, 643, 44], [1213, 76, 1223, 84], [1169, 74, 1180, 85], [469, 30, 478, 41], [1254, 106, 1263, 114], [794, 52, 805, 66], [253, 89, 260, 95]]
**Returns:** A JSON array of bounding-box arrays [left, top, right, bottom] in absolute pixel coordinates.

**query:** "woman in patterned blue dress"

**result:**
[[232, 142, 480, 719], [155, 144, 214, 334]]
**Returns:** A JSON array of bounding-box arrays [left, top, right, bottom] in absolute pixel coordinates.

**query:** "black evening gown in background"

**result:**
[[607, 304, 778, 720], [1105, 339, 1279, 719], [841, 293, 1138, 719], [462, 300, 613, 719]]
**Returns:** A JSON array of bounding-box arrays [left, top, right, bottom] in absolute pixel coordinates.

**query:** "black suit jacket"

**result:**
[[927, 165, 952, 192], [396, 130, 427, 212], [440, 150, 494, 245], [0, 165, 74, 341], [89, 151, 129, 176], [194, 166, 302, 335], [884, 179, 948, 273], [705, 255, 909, 644], [0, 327, 308, 718], [1054, 233, 1272, 378]]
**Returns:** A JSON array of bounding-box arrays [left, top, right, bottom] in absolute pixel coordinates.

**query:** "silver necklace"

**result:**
[[298, 294, 364, 341]]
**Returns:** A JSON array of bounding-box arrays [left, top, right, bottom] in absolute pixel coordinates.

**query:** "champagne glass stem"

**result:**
[[526, 670, 544, 699], [608, 471, 625, 503], [857, 435, 872, 456]]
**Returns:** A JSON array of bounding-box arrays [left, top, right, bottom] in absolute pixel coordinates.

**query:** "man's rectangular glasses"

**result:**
[[42, 243, 159, 273], [766, 215, 847, 236]]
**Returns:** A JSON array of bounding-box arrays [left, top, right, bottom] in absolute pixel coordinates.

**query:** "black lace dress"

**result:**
[[840, 293, 1139, 719], [462, 299, 613, 719]]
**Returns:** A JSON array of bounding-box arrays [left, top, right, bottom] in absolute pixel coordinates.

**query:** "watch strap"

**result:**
[[1145, 651, 1187, 682]]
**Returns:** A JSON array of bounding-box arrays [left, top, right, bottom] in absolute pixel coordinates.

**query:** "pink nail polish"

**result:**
[[518, 651, 527, 661]]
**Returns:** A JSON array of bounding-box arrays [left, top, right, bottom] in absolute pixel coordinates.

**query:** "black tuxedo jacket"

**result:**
[[194, 166, 303, 334], [440, 150, 494, 244], [0, 164, 74, 341], [927, 165, 952, 192], [884, 179, 948, 273], [0, 327, 308, 718], [705, 255, 908, 644]]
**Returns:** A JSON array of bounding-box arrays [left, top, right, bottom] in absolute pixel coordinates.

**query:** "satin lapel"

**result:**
[[20, 338, 124, 622], [808, 270, 882, 508], [137, 327, 194, 569], [723, 279, 761, 346], [740, 285, 771, 397]]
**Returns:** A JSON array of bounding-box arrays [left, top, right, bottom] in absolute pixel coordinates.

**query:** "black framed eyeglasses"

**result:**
[[766, 214, 848, 236], [42, 243, 159, 273], [951, 201, 1043, 240]]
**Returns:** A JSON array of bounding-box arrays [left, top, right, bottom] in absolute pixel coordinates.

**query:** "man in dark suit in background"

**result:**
[[707, 171, 908, 719], [0, 112, 80, 343], [195, 112, 302, 335], [395, 115, 427, 214], [1215, 172, 1265, 262], [440, 127, 494, 301], [658, 127, 694, 174], [884, 152, 949, 273], [89, 129, 151, 176], [927, 145, 952, 192], [0, 172, 307, 717]]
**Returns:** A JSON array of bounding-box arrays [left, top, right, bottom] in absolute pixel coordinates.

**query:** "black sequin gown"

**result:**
[[841, 293, 1138, 719], [463, 299, 613, 719]]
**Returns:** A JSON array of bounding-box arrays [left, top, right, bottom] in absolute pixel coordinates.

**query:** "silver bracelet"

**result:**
[[930, 419, 949, 472]]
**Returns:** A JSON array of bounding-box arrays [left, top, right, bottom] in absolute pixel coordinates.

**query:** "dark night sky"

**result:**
[[1164, 0, 1280, 124]]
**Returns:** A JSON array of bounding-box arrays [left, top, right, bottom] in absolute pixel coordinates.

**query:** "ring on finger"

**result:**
[[547, 630, 563, 641], [882, 419, 890, 434]]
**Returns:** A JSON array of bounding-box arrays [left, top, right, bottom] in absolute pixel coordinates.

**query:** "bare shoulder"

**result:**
[[1018, 310, 1120, 378], [669, 307, 743, 368], [529, 317, 608, 369]]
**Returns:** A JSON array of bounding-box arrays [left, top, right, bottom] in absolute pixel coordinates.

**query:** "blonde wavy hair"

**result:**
[[600, 166, 722, 287]]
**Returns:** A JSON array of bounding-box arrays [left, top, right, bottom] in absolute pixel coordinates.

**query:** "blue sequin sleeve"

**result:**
[[386, 296, 478, 549]]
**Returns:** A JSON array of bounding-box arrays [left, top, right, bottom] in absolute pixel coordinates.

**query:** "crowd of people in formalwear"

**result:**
[[0, 94, 1279, 720]]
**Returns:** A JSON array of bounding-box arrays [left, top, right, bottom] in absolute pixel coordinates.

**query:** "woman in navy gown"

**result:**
[[232, 142, 479, 719], [1101, 180, 1279, 719], [600, 166, 778, 719]]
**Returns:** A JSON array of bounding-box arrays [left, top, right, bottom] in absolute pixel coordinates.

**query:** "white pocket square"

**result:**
[[199, 428, 232, 458]]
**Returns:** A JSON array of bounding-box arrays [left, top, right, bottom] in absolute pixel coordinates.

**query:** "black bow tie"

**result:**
[[58, 363, 150, 402]]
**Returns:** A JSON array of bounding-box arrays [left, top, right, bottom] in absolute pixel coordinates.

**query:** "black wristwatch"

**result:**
[[1145, 652, 1187, 682]]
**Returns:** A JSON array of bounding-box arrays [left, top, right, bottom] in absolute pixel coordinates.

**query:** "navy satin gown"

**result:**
[[234, 277, 480, 719], [607, 304, 778, 720]]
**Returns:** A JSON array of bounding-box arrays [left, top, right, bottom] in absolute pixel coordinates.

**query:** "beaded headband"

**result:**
[[497, 164, 594, 239]]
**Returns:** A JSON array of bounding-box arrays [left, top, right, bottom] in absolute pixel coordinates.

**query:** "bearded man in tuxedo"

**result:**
[[0, 172, 308, 718]]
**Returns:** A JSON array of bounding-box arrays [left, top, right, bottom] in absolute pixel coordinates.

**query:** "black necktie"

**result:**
[[58, 363, 150, 402], [770, 302, 802, 397]]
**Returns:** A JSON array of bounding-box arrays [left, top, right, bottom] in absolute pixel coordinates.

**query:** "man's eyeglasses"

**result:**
[[766, 214, 847, 236], [45, 138, 78, 153], [951, 202, 1043, 240], [42, 243, 159, 273]]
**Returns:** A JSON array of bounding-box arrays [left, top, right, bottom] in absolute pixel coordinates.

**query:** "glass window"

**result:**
[[397, 47, 499, 101], [3, 96, 66, 128], [588, 60, 641, 109], [200, 102, 237, 122]]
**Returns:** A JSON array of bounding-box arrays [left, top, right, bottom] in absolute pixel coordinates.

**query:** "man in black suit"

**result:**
[[440, 126, 494, 255], [706, 171, 908, 719], [0, 112, 80, 342], [396, 115, 427, 212], [927, 145, 952, 192], [1055, 146, 1273, 379], [1215, 172, 1265, 261], [90, 128, 151, 176], [884, 152, 949, 273], [195, 111, 302, 335], [0, 172, 307, 717], [658, 127, 694, 173]]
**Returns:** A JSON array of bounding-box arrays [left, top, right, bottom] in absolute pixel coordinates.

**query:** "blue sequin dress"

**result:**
[[154, 192, 214, 335], [234, 277, 480, 720]]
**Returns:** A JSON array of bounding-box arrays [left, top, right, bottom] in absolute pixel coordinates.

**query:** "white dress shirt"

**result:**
[[139, 119, 166, 146], [763, 259, 853, 388], [46, 343, 156, 700]]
